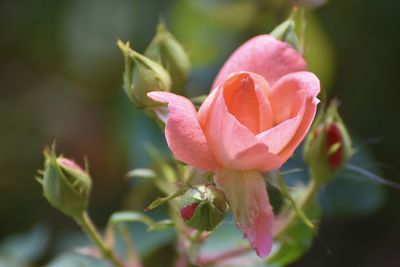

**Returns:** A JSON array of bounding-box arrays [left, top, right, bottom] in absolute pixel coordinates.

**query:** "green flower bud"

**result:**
[[303, 101, 353, 183], [179, 185, 227, 231], [145, 22, 191, 95], [36, 146, 91, 218], [118, 40, 172, 108]]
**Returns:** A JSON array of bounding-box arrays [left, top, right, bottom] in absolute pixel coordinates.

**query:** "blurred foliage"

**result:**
[[1, 0, 400, 266]]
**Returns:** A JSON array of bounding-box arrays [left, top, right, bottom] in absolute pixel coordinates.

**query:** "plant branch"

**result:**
[[77, 211, 125, 267]]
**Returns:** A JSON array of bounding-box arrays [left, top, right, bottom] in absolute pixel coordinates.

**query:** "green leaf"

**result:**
[[109, 211, 173, 232], [0, 224, 49, 264], [0, 254, 28, 267], [147, 220, 174, 231], [145, 187, 187, 211], [106, 210, 175, 256], [109, 211, 154, 227], [126, 168, 157, 179]]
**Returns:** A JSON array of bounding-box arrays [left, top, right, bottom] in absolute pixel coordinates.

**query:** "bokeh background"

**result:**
[[1, 0, 399, 266]]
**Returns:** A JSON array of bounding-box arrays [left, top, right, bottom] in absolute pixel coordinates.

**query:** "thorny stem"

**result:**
[[197, 178, 321, 266], [77, 211, 125, 267]]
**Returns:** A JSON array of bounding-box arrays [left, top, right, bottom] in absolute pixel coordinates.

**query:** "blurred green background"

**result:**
[[1, 0, 399, 266]]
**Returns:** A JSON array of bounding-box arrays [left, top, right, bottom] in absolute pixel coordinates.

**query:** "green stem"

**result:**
[[188, 230, 204, 264], [274, 178, 321, 239], [77, 211, 125, 267]]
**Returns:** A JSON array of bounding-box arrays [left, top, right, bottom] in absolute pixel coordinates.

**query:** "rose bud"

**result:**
[[303, 101, 353, 183], [118, 40, 171, 108], [179, 185, 227, 231], [145, 22, 191, 95], [36, 146, 91, 218]]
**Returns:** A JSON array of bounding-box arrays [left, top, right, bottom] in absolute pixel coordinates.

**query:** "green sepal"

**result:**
[[271, 19, 300, 51], [145, 21, 191, 95], [146, 187, 188, 211], [184, 201, 225, 231], [275, 173, 315, 231]]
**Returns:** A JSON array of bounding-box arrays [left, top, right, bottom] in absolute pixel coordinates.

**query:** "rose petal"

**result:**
[[268, 72, 320, 162], [197, 86, 219, 125], [200, 72, 274, 133], [257, 103, 305, 155], [200, 82, 281, 171], [212, 35, 307, 90], [214, 170, 274, 258], [251, 73, 274, 132], [148, 92, 219, 170], [223, 73, 260, 134], [268, 79, 306, 126]]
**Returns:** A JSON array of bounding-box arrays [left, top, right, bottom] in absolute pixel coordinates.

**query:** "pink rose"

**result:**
[[148, 34, 320, 258]]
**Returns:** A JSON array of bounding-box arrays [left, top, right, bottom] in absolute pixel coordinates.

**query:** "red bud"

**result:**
[[180, 202, 199, 221], [326, 123, 343, 170]]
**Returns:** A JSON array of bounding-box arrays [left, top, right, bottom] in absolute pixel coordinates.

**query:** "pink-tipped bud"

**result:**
[[56, 158, 85, 174], [36, 145, 92, 218]]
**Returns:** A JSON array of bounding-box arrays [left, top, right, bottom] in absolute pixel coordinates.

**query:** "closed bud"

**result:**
[[145, 22, 191, 95], [36, 146, 91, 218], [303, 101, 353, 183], [118, 40, 172, 108], [179, 185, 227, 231]]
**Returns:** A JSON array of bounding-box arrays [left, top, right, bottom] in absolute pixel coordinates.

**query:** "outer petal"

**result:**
[[268, 72, 320, 163], [212, 35, 307, 89], [148, 92, 219, 170], [199, 80, 281, 171], [215, 170, 274, 258]]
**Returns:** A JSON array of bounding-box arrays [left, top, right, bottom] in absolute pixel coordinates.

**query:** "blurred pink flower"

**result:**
[[148, 34, 320, 258]]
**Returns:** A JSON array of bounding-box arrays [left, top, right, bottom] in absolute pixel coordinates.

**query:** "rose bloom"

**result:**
[[148, 35, 320, 258]]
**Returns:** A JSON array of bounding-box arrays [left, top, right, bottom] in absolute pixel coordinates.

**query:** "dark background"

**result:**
[[0, 0, 399, 266]]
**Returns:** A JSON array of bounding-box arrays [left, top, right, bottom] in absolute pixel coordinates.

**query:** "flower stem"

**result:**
[[76, 211, 125, 267], [274, 178, 321, 239], [188, 230, 205, 264]]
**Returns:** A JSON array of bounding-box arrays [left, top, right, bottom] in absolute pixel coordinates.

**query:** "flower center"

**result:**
[[223, 73, 261, 134]]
